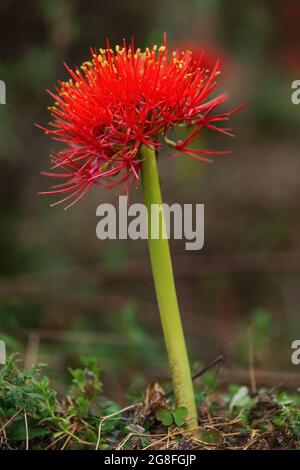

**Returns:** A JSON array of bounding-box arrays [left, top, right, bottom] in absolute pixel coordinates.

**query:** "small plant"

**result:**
[[65, 356, 103, 421], [155, 406, 188, 427], [0, 355, 57, 447], [0, 355, 120, 449]]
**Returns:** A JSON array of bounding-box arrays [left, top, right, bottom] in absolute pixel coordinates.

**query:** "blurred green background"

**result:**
[[1, 0, 300, 399]]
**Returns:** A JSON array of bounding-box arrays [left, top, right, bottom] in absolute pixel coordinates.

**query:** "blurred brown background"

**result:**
[[1, 0, 300, 398]]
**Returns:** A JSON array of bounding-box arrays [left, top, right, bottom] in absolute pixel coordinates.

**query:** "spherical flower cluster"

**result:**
[[40, 36, 241, 208]]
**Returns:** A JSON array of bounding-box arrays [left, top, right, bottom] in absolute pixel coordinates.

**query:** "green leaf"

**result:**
[[230, 386, 252, 410], [274, 392, 295, 406], [172, 406, 188, 426], [9, 421, 51, 441], [155, 408, 173, 426], [84, 428, 98, 443], [200, 429, 221, 444]]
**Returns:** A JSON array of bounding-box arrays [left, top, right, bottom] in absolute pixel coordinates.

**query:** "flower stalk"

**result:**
[[140, 143, 198, 429]]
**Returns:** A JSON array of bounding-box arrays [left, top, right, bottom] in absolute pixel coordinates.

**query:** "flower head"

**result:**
[[40, 35, 242, 208]]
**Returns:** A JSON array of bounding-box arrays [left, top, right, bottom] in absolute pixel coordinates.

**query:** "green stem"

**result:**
[[140, 144, 197, 429]]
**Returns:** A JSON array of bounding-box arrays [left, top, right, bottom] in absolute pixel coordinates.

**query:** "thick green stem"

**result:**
[[140, 144, 197, 429]]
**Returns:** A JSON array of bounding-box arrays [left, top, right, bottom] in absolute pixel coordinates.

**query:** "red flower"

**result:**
[[39, 36, 242, 208]]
